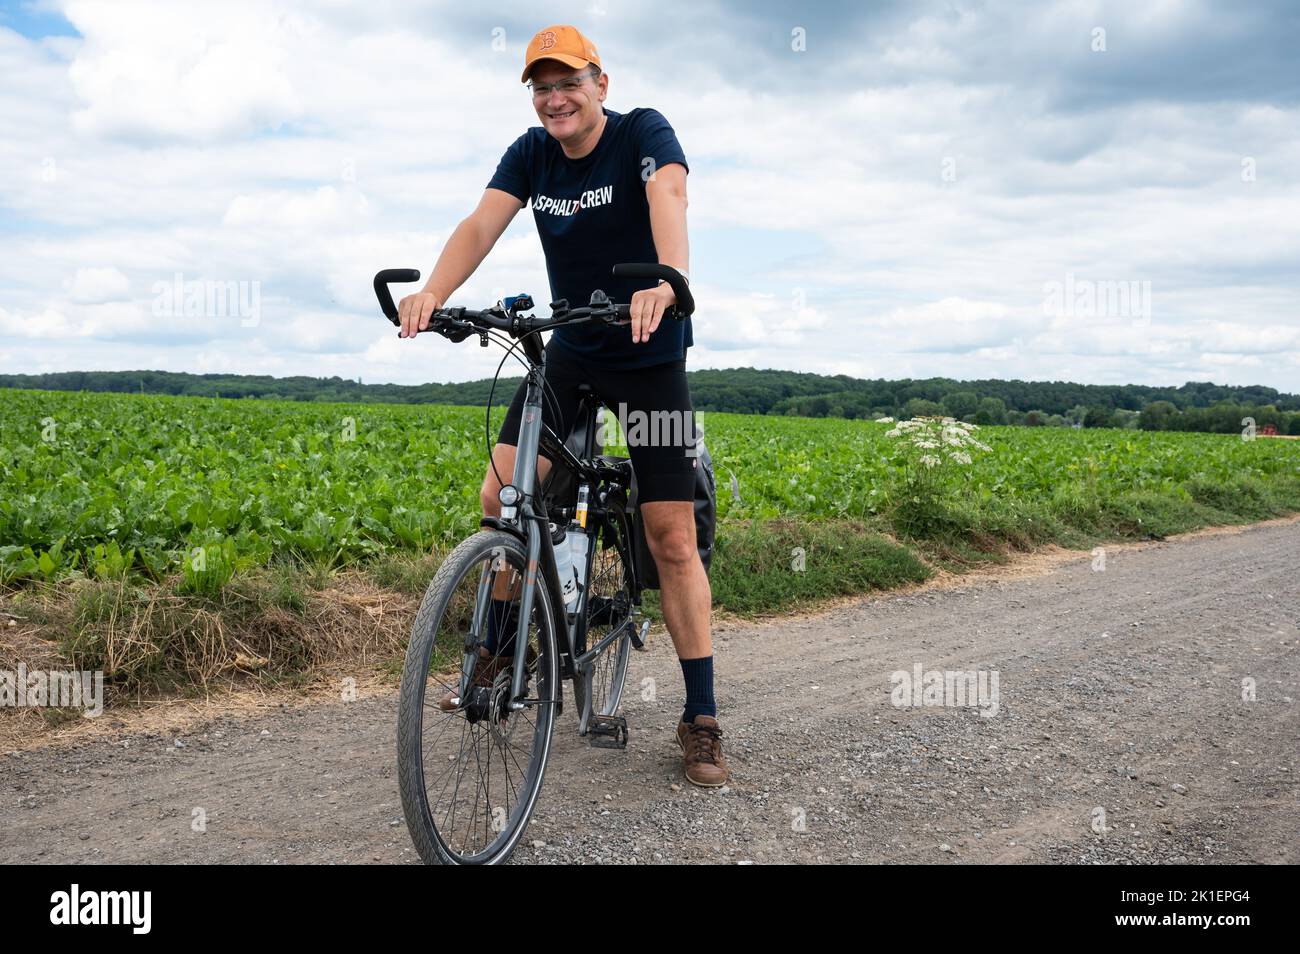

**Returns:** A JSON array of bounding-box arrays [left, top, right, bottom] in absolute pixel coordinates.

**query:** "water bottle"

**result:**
[[551, 522, 579, 608], [569, 526, 589, 601]]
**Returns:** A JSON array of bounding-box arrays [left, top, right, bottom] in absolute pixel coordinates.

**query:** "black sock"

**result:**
[[679, 655, 716, 724]]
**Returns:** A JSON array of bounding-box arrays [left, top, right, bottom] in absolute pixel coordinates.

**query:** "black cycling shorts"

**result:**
[[497, 342, 699, 504]]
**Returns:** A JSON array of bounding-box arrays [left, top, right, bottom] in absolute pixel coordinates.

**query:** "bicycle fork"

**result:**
[[458, 364, 558, 715]]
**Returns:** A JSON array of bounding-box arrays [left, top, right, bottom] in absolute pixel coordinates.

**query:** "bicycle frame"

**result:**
[[477, 345, 643, 731], [372, 263, 691, 734]]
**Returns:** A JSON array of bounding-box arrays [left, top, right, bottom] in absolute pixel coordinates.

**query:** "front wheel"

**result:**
[[397, 530, 560, 864]]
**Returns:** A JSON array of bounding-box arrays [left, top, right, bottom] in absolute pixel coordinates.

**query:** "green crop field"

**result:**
[[2, 387, 1299, 588]]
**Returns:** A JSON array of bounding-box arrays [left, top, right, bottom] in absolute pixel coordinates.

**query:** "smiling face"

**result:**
[[528, 61, 607, 147]]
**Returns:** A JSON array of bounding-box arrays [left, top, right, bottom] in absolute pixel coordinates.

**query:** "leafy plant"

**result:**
[[0, 388, 1297, 586]]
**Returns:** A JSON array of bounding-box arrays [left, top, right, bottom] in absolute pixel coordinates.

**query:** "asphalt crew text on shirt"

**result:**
[[534, 185, 614, 215], [487, 106, 693, 370]]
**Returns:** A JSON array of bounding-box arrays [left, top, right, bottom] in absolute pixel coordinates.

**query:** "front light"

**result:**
[[499, 485, 521, 507]]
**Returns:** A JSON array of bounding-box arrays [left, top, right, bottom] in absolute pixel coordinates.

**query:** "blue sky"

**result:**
[[1, 0, 1297, 390], [0, 0, 77, 38]]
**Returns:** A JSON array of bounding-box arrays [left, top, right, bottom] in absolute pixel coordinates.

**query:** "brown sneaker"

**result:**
[[676, 715, 729, 787], [437, 645, 536, 711]]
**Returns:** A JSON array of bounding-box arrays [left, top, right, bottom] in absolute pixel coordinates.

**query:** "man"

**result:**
[[396, 25, 727, 787]]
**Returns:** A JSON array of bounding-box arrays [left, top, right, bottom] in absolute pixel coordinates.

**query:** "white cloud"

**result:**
[[66, 266, 130, 303], [64, 0, 304, 142], [0, 306, 92, 339], [223, 185, 372, 230], [0, 0, 1297, 394]]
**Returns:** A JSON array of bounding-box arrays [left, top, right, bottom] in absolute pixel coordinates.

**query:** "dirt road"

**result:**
[[4, 520, 1297, 864]]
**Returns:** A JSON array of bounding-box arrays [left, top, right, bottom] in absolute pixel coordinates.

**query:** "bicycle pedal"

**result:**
[[631, 618, 651, 651], [587, 714, 628, 749]]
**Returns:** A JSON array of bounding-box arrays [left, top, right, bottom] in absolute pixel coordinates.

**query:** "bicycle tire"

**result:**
[[397, 530, 559, 865], [572, 492, 635, 724]]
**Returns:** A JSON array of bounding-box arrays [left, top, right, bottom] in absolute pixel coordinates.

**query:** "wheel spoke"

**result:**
[[397, 532, 558, 863], [576, 510, 634, 720]]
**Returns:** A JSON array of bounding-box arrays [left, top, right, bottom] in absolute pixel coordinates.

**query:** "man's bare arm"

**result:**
[[647, 162, 689, 276], [398, 188, 526, 338], [629, 161, 689, 343]]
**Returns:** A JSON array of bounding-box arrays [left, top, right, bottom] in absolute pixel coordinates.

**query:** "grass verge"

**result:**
[[3, 476, 1297, 704]]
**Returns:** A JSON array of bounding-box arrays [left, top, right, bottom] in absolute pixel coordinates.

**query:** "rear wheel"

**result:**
[[572, 495, 635, 724], [397, 530, 559, 865]]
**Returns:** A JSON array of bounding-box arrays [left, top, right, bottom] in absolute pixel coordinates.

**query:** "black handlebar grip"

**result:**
[[610, 302, 682, 321], [612, 301, 687, 323], [373, 268, 421, 325], [611, 263, 695, 317]]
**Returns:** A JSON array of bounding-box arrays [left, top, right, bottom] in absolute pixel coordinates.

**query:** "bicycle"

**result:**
[[374, 263, 696, 865]]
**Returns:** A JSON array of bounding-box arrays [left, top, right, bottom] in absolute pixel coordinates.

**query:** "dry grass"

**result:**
[[1, 567, 420, 704]]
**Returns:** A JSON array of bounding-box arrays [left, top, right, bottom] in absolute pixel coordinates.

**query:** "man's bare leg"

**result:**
[[639, 500, 712, 659], [640, 499, 726, 785]]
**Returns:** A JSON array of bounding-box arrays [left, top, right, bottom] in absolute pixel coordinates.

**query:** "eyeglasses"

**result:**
[[527, 74, 595, 99]]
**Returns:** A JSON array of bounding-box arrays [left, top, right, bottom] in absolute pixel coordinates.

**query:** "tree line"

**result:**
[[2, 368, 1297, 435]]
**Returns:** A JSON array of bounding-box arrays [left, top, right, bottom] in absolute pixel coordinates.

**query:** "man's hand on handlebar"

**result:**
[[628, 282, 677, 344], [374, 262, 693, 343], [397, 290, 444, 338]]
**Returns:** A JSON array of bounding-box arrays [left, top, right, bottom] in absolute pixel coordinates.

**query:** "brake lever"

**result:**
[[602, 305, 683, 326], [415, 312, 474, 342], [438, 321, 475, 343]]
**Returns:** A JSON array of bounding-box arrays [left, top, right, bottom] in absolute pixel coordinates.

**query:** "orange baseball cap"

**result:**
[[521, 25, 601, 83]]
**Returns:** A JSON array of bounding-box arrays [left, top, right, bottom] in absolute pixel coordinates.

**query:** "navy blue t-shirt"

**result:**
[[486, 106, 693, 370]]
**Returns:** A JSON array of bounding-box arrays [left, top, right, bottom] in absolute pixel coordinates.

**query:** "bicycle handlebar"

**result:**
[[373, 268, 420, 324], [371, 263, 694, 340], [610, 262, 694, 316]]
